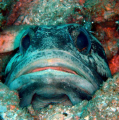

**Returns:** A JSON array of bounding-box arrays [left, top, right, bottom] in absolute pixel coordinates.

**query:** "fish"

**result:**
[[5, 24, 112, 110]]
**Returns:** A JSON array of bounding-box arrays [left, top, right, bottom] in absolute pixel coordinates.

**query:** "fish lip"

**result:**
[[10, 69, 96, 93], [27, 66, 78, 75], [11, 58, 90, 86], [6, 50, 100, 90]]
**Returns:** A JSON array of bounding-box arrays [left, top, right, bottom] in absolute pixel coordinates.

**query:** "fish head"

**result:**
[[5, 24, 111, 110]]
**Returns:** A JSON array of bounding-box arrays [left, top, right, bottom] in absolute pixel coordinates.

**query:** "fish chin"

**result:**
[[31, 94, 72, 110], [9, 69, 97, 109]]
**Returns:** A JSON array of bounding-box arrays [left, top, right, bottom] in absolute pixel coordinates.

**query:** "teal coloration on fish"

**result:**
[[5, 24, 111, 110]]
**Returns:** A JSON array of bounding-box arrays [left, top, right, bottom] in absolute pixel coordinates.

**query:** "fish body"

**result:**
[[5, 24, 111, 110]]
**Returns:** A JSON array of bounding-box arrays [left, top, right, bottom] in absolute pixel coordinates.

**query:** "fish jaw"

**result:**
[[5, 50, 102, 109], [9, 69, 96, 109]]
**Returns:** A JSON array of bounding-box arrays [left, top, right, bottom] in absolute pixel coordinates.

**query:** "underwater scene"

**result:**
[[0, 0, 119, 119]]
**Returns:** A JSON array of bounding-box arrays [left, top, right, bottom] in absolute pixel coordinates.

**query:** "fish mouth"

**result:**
[[18, 68, 95, 110], [6, 50, 102, 110], [9, 66, 98, 110], [29, 66, 78, 75]]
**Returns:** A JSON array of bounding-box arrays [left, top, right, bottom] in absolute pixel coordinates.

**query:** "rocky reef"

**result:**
[[0, 0, 119, 119], [0, 0, 17, 30]]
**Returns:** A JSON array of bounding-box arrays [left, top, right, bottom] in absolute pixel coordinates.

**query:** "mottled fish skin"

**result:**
[[5, 24, 111, 110]]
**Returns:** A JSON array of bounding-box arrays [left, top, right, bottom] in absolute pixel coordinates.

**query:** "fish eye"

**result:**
[[19, 29, 31, 54], [75, 28, 91, 54], [21, 34, 30, 50]]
